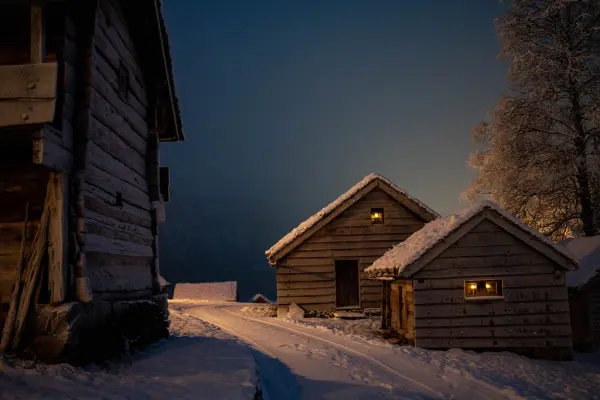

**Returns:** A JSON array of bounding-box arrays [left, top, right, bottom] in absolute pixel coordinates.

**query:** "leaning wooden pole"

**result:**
[[0, 203, 30, 353]]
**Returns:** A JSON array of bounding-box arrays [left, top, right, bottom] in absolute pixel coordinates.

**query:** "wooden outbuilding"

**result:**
[[365, 200, 577, 361], [561, 236, 600, 352], [0, 0, 183, 363], [265, 173, 439, 316]]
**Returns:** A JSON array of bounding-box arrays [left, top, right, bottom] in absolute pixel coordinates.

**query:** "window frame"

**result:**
[[464, 279, 504, 301], [370, 208, 384, 224]]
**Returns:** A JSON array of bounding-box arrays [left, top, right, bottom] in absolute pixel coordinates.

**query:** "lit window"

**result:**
[[464, 279, 503, 300], [370, 208, 384, 224]]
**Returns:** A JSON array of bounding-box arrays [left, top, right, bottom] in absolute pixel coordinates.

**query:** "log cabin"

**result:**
[[365, 200, 577, 361], [0, 0, 183, 363], [265, 173, 439, 316], [561, 236, 600, 352]]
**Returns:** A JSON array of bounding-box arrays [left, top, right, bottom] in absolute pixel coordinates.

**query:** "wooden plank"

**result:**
[[89, 90, 147, 154], [85, 216, 153, 247], [276, 273, 334, 283], [414, 312, 572, 328], [278, 287, 336, 297], [47, 173, 68, 304], [413, 287, 568, 305], [438, 243, 533, 258], [93, 26, 147, 108], [83, 190, 152, 228], [88, 117, 145, 175], [322, 224, 424, 236], [327, 217, 425, 229], [278, 265, 334, 274], [91, 59, 148, 139], [86, 251, 154, 268], [307, 234, 411, 244], [85, 233, 154, 257], [278, 295, 335, 305], [0, 221, 39, 243], [289, 248, 392, 259], [85, 209, 152, 240], [276, 281, 335, 290], [280, 259, 334, 268], [415, 300, 571, 319], [92, 47, 146, 118], [87, 141, 147, 191], [0, 63, 57, 99], [414, 264, 559, 280], [420, 254, 552, 272], [452, 231, 519, 248], [84, 164, 150, 210], [413, 274, 566, 291], [32, 127, 73, 172], [87, 263, 153, 293], [361, 286, 381, 295], [298, 240, 402, 252], [418, 336, 572, 349], [0, 99, 57, 127]]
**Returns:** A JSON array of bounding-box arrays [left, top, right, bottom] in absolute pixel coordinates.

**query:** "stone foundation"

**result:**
[[31, 294, 169, 364]]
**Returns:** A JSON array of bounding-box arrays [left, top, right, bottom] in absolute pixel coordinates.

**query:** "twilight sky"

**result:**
[[158, 0, 508, 299]]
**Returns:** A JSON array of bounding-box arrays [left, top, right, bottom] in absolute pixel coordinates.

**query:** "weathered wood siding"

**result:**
[[277, 188, 426, 312], [0, 161, 48, 329], [83, 0, 155, 299], [570, 278, 600, 352], [391, 280, 415, 338], [412, 219, 572, 350]]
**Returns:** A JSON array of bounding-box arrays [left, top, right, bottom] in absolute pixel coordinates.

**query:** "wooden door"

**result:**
[[335, 260, 359, 308]]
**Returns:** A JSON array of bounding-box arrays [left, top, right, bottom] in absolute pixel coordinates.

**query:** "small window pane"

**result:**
[[370, 208, 384, 224], [464, 279, 503, 299]]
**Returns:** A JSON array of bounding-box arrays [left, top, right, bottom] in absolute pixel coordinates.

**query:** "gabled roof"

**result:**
[[365, 200, 578, 279], [561, 236, 600, 288], [265, 173, 440, 265]]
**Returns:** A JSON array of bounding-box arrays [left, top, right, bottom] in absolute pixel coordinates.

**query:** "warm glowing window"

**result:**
[[464, 279, 503, 299], [370, 208, 384, 224]]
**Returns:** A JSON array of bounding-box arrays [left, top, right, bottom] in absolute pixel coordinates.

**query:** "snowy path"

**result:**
[[174, 302, 515, 400]]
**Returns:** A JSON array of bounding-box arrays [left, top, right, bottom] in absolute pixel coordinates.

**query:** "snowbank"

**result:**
[[240, 303, 277, 318], [561, 236, 600, 287], [366, 200, 577, 278], [0, 307, 258, 400], [174, 281, 238, 301], [265, 173, 439, 262]]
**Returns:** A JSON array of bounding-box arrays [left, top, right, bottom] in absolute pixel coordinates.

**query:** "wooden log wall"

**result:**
[[412, 219, 572, 350], [276, 188, 427, 312], [81, 0, 156, 299], [0, 161, 49, 332]]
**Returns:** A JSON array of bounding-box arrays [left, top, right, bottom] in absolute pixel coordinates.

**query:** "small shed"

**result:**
[[249, 293, 272, 304], [265, 173, 439, 316], [560, 236, 600, 352], [173, 281, 238, 302], [365, 200, 578, 361]]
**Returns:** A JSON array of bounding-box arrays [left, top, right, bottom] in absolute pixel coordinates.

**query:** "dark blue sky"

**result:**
[[159, 0, 508, 298]]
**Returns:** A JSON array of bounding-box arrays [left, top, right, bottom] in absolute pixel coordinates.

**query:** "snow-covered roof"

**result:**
[[265, 173, 439, 263], [561, 236, 600, 288], [173, 281, 238, 301], [365, 200, 578, 279], [249, 293, 272, 303]]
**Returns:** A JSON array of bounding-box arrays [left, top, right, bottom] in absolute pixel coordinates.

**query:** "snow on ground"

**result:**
[[0, 307, 258, 400], [240, 303, 277, 318], [246, 307, 600, 400], [181, 301, 521, 400]]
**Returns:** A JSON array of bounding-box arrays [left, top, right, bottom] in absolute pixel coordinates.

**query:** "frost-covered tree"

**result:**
[[465, 0, 600, 239]]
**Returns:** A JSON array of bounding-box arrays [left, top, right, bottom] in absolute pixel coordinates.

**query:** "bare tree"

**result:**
[[464, 0, 600, 239]]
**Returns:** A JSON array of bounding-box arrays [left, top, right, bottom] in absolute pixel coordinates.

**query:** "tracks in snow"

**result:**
[[180, 304, 514, 400]]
